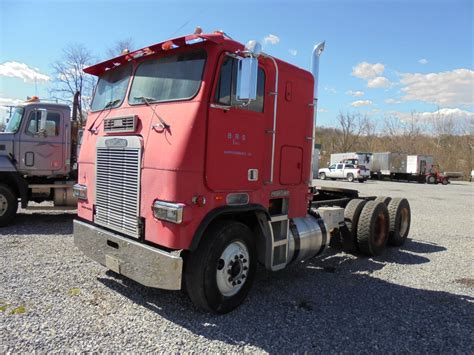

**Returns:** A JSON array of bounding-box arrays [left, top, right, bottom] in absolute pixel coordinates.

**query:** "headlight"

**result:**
[[152, 201, 184, 224], [72, 184, 88, 200]]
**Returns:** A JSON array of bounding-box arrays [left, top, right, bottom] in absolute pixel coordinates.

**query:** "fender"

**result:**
[[0, 162, 29, 208], [189, 203, 271, 251], [0, 155, 16, 172]]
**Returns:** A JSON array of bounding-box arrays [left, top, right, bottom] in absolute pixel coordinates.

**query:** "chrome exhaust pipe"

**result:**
[[309, 41, 325, 184]]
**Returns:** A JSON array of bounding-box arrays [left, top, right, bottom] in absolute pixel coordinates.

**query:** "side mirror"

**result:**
[[38, 108, 48, 133], [236, 57, 258, 101]]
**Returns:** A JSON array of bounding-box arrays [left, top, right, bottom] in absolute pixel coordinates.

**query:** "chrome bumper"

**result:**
[[73, 219, 183, 290]]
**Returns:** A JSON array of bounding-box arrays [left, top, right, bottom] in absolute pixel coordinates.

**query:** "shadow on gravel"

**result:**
[[0, 213, 74, 235], [97, 239, 472, 353]]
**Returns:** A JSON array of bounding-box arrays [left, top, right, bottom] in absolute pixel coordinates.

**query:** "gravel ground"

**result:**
[[1, 180, 473, 353]]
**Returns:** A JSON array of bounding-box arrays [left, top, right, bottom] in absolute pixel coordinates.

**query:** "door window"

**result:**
[[337, 164, 343, 169], [214, 56, 265, 112], [25, 111, 61, 136]]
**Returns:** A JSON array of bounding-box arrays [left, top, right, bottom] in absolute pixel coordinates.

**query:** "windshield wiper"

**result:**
[[104, 98, 121, 109], [88, 99, 121, 133], [134, 96, 157, 103], [134, 96, 170, 130]]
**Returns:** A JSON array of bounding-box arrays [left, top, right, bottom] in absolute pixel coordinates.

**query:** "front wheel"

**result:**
[[184, 221, 257, 313], [0, 184, 18, 227], [319, 172, 326, 180]]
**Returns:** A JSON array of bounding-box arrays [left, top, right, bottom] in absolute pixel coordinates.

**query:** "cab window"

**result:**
[[214, 56, 265, 112], [25, 111, 61, 136], [337, 164, 343, 169], [329, 164, 336, 169]]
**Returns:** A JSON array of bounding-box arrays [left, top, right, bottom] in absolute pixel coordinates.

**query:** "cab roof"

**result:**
[[84, 32, 228, 76]]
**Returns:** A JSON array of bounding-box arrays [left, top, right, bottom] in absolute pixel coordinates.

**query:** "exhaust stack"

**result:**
[[309, 41, 325, 184], [311, 41, 325, 124]]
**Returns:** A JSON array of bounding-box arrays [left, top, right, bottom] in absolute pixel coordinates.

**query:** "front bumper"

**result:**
[[73, 219, 183, 290]]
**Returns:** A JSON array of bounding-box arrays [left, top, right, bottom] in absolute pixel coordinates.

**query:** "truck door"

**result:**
[[335, 163, 344, 178], [205, 54, 267, 191], [18, 108, 64, 175]]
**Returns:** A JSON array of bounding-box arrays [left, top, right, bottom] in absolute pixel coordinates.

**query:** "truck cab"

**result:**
[[73, 31, 410, 313], [0, 98, 78, 225]]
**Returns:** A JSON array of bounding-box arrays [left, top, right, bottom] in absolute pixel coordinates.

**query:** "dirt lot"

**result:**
[[1, 180, 473, 353]]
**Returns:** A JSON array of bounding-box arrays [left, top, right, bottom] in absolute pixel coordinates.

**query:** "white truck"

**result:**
[[318, 162, 370, 183]]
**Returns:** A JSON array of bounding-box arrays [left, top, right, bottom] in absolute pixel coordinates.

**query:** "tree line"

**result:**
[[316, 112, 473, 179]]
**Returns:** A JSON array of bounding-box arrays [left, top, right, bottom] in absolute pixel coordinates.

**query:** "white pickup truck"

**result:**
[[318, 163, 370, 183]]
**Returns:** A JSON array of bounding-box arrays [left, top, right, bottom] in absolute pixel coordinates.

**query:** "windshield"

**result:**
[[91, 63, 132, 111], [129, 50, 206, 105], [4, 107, 24, 133]]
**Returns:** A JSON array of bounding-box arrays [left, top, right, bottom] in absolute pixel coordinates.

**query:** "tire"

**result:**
[[347, 173, 354, 182], [426, 175, 436, 184], [358, 178, 365, 183], [184, 221, 257, 313], [344, 199, 367, 251], [442, 178, 449, 185], [319, 172, 326, 180], [0, 184, 18, 227], [387, 198, 411, 246], [374, 196, 392, 206], [357, 201, 389, 256]]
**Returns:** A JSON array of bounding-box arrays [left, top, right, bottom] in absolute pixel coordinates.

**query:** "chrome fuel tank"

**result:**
[[288, 215, 328, 263]]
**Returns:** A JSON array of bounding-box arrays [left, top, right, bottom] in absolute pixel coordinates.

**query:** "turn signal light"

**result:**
[[72, 184, 88, 200]]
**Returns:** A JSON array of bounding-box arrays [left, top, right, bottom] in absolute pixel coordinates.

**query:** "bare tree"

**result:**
[[106, 38, 135, 58], [335, 112, 368, 151], [50, 44, 96, 125]]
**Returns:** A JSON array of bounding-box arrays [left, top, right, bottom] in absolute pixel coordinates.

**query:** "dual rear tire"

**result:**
[[344, 196, 411, 256]]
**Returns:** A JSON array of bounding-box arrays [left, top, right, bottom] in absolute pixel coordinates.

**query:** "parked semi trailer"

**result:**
[[73, 31, 411, 313], [330, 152, 373, 170], [0, 94, 81, 226]]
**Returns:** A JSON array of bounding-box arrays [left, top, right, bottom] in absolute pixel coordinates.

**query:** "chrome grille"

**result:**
[[95, 146, 141, 238], [104, 116, 137, 133]]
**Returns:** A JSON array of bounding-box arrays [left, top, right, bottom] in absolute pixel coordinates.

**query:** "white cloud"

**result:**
[[346, 90, 365, 97], [0, 61, 50, 83], [0, 97, 23, 106], [263, 34, 280, 45], [324, 86, 338, 94], [367, 76, 391, 88], [385, 98, 401, 104], [352, 62, 385, 79], [400, 68, 474, 106], [390, 108, 474, 122], [418, 58, 428, 65], [288, 49, 298, 56], [351, 100, 373, 107], [317, 108, 329, 113]]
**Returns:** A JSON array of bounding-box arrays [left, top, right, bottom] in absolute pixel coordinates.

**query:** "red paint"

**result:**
[[78, 32, 314, 250]]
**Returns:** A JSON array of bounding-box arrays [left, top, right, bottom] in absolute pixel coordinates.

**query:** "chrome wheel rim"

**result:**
[[216, 241, 250, 297], [0, 194, 8, 217]]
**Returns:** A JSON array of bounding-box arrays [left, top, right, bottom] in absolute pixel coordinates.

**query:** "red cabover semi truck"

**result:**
[[74, 31, 411, 313]]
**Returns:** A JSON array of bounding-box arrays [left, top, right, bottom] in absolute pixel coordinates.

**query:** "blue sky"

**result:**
[[1, 0, 473, 127]]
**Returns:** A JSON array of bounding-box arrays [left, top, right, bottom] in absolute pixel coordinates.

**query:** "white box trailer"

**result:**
[[372, 152, 407, 175], [330, 152, 373, 170], [406, 155, 434, 174]]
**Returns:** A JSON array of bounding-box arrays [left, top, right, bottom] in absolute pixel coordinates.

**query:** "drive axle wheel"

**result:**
[[357, 201, 389, 256], [344, 199, 367, 251], [184, 221, 256, 314], [374, 196, 392, 206], [0, 184, 18, 227], [387, 198, 411, 246], [347, 173, 355, 182]]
